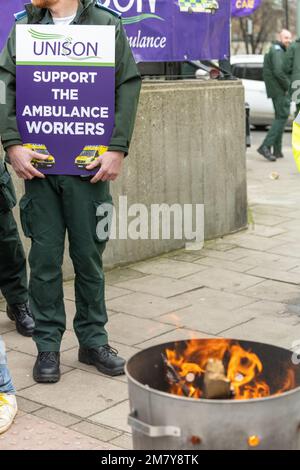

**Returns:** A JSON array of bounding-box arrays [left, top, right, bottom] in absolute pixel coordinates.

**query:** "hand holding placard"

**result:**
[[87, 151, 125, 184], [7, 145, 48, 180]]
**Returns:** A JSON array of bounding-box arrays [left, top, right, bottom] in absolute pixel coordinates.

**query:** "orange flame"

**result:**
[[165, 339, 295, 400]]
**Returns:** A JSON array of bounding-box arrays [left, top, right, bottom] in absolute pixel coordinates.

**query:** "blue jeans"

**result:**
[[0, 336, 15, 394]]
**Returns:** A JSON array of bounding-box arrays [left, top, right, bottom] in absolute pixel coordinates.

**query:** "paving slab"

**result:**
[[247, 224, 287, 238], [132, 258, 207, 278], [16, 397, 44, 414], [89, 400, 131, 433], [246, 266, 300, 285], [159, 304, 257, 335], [3, 329, 78, 356], [105, 267, 147, 285], [107, 291, 190, 318], [70, 421, 121, 442], [0, 414, 121, 450], [33, 407, 81, 427], [177, 286, 256, 311], [268, 243, 300, 259], [220, 317, 300, 350], [110, 433, 133, 450], [194, 256, 255, 273], [241, 279, 300, 303], [182, 267, 263, 293], [224, 233, 284, 252], [116, 275, 203, 298], [136, 327, 216, 349], [106, 313, 174, 346], [163, 250, 205, 262], [18, 369, 129, 418], [248, 212, 291, 227]]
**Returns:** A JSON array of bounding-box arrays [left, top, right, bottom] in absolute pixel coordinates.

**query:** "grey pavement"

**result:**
[[2, 130, 300, 449]]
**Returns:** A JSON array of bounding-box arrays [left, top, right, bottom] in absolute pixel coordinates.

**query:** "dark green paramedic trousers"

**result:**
[[0, 162, 28, 305], [263, 95, 291, 154], [20, 175, 111, 352]]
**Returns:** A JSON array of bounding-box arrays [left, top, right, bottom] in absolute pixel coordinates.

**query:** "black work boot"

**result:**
[[6, 303, 35, 337], [33, 352, 60, 383], [257, 145, 276, 161], [78, 345, 125, 376], [274, 151, 284, 158]]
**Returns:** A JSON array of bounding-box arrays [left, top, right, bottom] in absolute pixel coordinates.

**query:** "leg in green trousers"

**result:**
[[0, 210, 28, 305], [263, 95, 291, 154], [20, 176, 111, 352]]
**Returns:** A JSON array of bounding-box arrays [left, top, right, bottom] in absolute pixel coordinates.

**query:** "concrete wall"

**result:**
[[2, 79, 247, 277]]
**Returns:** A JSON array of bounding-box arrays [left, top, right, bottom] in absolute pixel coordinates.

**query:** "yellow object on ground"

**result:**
[[292, 113, 300, 172], [0, 393, 17, 434]]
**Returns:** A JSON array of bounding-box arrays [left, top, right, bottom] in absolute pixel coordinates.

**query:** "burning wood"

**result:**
[[161, 353, 190, 397], [163, 339, 296, 400], [203, 359, 231, 399]]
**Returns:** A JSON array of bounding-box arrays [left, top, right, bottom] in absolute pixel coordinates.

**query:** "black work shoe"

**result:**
[[274, 152, 284, 158], [257, 145, 276, 161], [33, 352, 60, 383], [6, 303, 35, 337], [79, 345, 125, 377]]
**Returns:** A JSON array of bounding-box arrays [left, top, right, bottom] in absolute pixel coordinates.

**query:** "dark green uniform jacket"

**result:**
[[0, 0, 141, 156], [263, 41, 290, 99], [0, 157, 16, 212], [283, 38, 300, 86]]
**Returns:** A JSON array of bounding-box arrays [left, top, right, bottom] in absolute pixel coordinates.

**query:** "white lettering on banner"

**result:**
[[22, 105, 109, 119], [33, 71, 98, 84], [26, 121, 105, 135], [128, 30, 166, 49], [102, 0, 157, 14]]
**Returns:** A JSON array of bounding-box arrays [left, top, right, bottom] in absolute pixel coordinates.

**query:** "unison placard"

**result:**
[[16, 24, 115, 175]]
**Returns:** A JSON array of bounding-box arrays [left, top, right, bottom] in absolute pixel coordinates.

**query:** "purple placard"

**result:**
[[16, 24, 115, 176], [231, 0, 262, 17]]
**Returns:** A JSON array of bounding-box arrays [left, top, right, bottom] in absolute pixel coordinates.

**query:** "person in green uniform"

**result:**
[[0, 0, 141, 383], [257, 29, 292, 161], [0, 158, 34, 337], [283, 33, 300, 117]]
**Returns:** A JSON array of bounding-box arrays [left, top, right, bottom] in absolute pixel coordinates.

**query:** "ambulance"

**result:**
[[178, 0, 219, 14], [23, 143, 55, 169], [75, 145, 108, 169]]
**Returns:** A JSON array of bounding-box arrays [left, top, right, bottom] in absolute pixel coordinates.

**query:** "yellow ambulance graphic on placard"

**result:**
[[178, 0, 219, 14], [75, 145, 108, 169], [23, 143, 56, 169]]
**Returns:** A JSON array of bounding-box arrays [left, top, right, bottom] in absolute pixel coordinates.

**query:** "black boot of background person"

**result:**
[[257, 145, 276, 162], [79, 345, 126, 377], [33, 352, 60, 383], [6, 303, 35, 337], [274, 151, 284, 158]]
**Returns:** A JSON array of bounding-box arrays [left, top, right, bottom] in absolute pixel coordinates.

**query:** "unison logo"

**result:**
[[101, 0, 163, 24], [29, 29, 100, 60]]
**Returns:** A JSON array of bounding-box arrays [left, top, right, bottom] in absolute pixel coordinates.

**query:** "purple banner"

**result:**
[[0, 0, 24, 52], [16, 25, 115, 176], [114, 0, 231, 62], [1, 1, 231, 60], [231, 0, 262, 17]]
